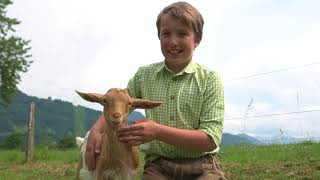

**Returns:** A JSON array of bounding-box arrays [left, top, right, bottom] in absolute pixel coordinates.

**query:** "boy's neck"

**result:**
[[165, 58, 192, 74]]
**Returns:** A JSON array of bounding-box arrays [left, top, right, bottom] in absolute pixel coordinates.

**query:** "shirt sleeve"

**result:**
[[127, 67, 142, 99], [198, 72, 224, 149]]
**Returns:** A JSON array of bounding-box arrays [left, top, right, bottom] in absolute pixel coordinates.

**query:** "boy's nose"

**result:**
[[169, 36, 178, 46]]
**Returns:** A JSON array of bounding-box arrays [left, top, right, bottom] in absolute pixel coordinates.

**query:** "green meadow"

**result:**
[[0, 142, 319, 179]]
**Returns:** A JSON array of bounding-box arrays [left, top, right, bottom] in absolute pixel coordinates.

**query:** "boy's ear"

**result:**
[[194, 35, 202, 48]]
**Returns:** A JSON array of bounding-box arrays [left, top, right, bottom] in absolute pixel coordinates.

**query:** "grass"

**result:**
[[0, 147, 78, 180], [220, 142, 320, 179], [0, 142, 319, 179], [0, 146, 145, 180]]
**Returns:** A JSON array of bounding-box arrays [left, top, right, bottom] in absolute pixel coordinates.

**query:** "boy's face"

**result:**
[[159, 14, 201, 73]]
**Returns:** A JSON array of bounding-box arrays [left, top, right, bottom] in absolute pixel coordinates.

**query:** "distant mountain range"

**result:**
[[221, 133, 262, 146], [0, 90, 262, 146]]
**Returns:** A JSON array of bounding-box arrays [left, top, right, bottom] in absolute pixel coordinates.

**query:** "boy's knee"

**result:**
[[142, 160, 168, 180]]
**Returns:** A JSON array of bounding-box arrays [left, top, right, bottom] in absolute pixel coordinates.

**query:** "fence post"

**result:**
[[26, 102, 35, 162]]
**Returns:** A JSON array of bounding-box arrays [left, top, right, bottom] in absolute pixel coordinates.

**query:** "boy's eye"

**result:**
[[161, 32, 170, 37], [178, 32, 188, 36]]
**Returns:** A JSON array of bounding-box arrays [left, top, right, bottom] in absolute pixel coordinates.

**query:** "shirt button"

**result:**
[[170, 115, 174, 120], [170, 95, 175, 100]]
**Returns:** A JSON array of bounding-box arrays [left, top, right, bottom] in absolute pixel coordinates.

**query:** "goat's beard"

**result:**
[[107, 119, 127, 130]]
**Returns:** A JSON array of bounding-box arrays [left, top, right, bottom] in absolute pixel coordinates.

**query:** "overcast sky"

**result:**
[[7, 0, 320, 139]]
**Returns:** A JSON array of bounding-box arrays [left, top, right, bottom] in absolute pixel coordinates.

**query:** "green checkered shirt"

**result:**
[[127, 60, 224, 162]]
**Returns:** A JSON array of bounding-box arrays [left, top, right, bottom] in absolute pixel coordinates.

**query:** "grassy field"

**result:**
[[0, 142, 319, 179], [220, 142, 320, 179]]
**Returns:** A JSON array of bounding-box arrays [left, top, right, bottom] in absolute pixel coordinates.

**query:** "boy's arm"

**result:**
[[118, 119, 215, 152], [85, 114, 105, 170], [156, 123, 215, 151]]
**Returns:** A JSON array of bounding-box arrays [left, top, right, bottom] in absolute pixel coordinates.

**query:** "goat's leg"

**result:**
[[76, 154, 83, 180]]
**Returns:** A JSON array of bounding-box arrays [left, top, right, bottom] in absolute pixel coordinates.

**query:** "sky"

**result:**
[[7, 0, 320, 139]]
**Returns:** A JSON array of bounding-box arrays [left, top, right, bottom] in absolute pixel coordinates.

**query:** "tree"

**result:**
[[57, 135, 77, 149], [0, 0, 32, 103], [3, 131, 25, 149]]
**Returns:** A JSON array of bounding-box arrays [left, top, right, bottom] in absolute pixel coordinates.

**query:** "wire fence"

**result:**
[[258, 136, 320, 144], [222, 62, 320, 144], [225, 109, 320, 121], [225, 62, 320, 82]]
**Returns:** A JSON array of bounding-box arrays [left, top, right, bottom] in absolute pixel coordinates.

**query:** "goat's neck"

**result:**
[[100, 120, 133, 172], [103, 121, 132, 153], [95, 120, 135, 179]]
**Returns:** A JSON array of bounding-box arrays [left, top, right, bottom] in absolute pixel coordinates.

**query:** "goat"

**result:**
[[75, 88, 162, 180]]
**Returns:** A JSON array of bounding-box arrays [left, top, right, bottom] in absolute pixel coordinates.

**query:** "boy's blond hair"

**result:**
[[156, 1, 204, 39]]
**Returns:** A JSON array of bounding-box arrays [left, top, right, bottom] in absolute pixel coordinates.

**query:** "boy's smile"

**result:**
[[167, 48, 183, 59], [159, 14, 201, 73]]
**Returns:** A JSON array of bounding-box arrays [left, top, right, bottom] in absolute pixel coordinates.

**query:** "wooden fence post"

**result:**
[[26, 102, 35, 162]]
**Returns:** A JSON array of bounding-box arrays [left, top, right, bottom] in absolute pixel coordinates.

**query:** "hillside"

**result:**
[[0, 90, 260, 145], [221, 133, 262, 146]]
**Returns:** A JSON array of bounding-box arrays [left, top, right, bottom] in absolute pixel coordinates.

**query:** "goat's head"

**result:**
[[76, 88, 162, 128]]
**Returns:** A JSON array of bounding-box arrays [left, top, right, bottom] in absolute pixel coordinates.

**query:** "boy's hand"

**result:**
[[117, 119, 160, 146], [85, 128, 102, 171]]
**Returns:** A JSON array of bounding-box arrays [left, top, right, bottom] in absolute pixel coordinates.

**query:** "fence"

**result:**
[[258, 136, 320, 145]]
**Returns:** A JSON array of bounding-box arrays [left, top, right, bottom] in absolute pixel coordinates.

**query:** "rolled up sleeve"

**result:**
[[199, 73, 224, 149]]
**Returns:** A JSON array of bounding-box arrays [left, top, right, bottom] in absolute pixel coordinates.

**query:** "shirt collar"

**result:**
[[156, 60, 196, 75]]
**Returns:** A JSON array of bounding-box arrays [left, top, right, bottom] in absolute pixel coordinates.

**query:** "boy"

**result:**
[[86, 1, 225, 179]]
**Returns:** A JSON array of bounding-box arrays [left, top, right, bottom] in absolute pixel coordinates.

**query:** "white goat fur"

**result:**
[[75, 88, 162, 180]]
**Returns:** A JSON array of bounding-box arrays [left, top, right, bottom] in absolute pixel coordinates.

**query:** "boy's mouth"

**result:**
[[168, 49, 183, 55]]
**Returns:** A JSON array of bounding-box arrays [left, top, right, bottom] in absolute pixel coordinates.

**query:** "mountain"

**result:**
[[128, 111, 145, 124], [237, 133, 263, 144], [0, 90, 261, 146], [258, 135, 300, 145], [221, 133, 262, 146]]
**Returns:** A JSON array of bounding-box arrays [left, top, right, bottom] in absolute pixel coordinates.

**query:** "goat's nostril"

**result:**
[[113, 112, 121, 118]]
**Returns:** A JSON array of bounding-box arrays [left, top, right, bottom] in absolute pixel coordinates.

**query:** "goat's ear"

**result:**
[[75, 90, 103, 103], [131, 98, 162, 109]]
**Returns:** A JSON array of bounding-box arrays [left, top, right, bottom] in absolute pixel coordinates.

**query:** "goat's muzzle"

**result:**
[[113, 112, 121, 118], [111, 113, 123, 126]]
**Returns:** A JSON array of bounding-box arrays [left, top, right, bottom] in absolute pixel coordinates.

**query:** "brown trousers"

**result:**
[[142, 154, 226, 180]]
